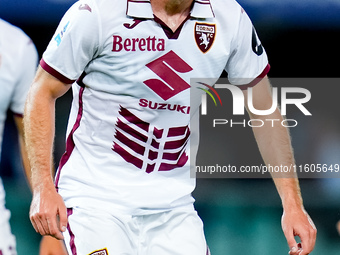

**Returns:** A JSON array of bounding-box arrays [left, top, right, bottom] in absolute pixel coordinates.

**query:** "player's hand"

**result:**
[[337, 221, 340, 236], [40, 235, 68, 255], [281, 207, 317, 255], [30, 185, 68, 240]]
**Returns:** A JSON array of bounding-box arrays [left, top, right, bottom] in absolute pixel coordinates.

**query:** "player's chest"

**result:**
[[98, 16, 231, 77]]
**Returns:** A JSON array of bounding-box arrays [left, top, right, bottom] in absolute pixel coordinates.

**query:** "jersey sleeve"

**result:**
[[10, 39, 38, 116], [41, 0, 101, 83], [225, 7, 270, 87]]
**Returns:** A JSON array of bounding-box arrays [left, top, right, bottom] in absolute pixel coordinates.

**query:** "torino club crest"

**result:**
[[195, 22, 216, 53]]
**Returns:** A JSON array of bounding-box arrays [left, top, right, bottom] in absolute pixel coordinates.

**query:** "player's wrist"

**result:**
[[282, 196, 304, 212], [31, 171, 55, 193]]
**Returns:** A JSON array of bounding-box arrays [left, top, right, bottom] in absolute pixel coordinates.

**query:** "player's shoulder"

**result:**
[[0, 19, 34, 51], [65, 0, 124, 24], [0, 19, 29, 41], [210, 0, 243, 12], [79, 0, 127, 30], [77, 0, 124, 12], [210, 0, 247, 27]]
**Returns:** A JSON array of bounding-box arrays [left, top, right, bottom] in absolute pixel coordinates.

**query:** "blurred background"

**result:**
[[0, 0, 339, 254]]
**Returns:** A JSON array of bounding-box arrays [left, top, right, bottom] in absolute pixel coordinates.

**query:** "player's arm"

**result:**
[[13, 115, 32, 187], [39, 235, 68, 255], [17, 110, 67, 253], [10, 36, 38, 187], [15, 115, 56, 191], [24, 66, 71, 240], [242, 76, 317, 255]]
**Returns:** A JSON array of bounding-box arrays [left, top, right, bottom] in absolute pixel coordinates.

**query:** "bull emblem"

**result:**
[[195, 23, 216, 53]]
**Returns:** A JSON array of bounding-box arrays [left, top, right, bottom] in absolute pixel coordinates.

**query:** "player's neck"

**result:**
[[150, 0, 193, 32]]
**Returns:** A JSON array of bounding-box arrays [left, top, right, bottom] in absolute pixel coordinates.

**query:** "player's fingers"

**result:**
[[32, 214, 49, 236], [300, 219, 317, 255], [284, 229, 299, 255], [307, 228, 317, 254], [46, 216, 64, 240], [297, 237, 308, 255], [296, 243, 304, 255], [297, 233, 313, 254], [30, 215, 41, 234], [288, 246, 300, 255], [309, 216, 317, 249], [30, 199, 51, 236]]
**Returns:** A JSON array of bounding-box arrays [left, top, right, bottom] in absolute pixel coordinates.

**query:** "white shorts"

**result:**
[[63, 206, 210, 255], [0, 205, 17, 255]]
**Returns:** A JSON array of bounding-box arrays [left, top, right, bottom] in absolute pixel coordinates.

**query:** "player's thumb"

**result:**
[[58, 205, 68, 233]]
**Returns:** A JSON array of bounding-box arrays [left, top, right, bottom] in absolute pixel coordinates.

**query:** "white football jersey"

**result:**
[[42, 0, 269, 214], [0, 19, 38, 205]]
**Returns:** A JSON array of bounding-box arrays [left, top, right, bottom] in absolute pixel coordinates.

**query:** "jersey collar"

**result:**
[[126, 0, 215, 19]]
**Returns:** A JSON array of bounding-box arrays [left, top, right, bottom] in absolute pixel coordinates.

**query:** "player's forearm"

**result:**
[[24, 83, 56, 192], [14, 116, 33, 189], [249, 108, 303, 209], [272, 175, 303, 210], [18, 129, 33, 187]]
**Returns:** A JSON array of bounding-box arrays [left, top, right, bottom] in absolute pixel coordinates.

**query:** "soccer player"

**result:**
[[0, 18, 38, 255], [24, 0, 317, 254], [0, 18, 66, 255]]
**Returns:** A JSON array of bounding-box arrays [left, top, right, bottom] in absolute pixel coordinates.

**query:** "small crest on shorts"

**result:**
[[195, 22, 216, 53], [88, 248, 109, 255]]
